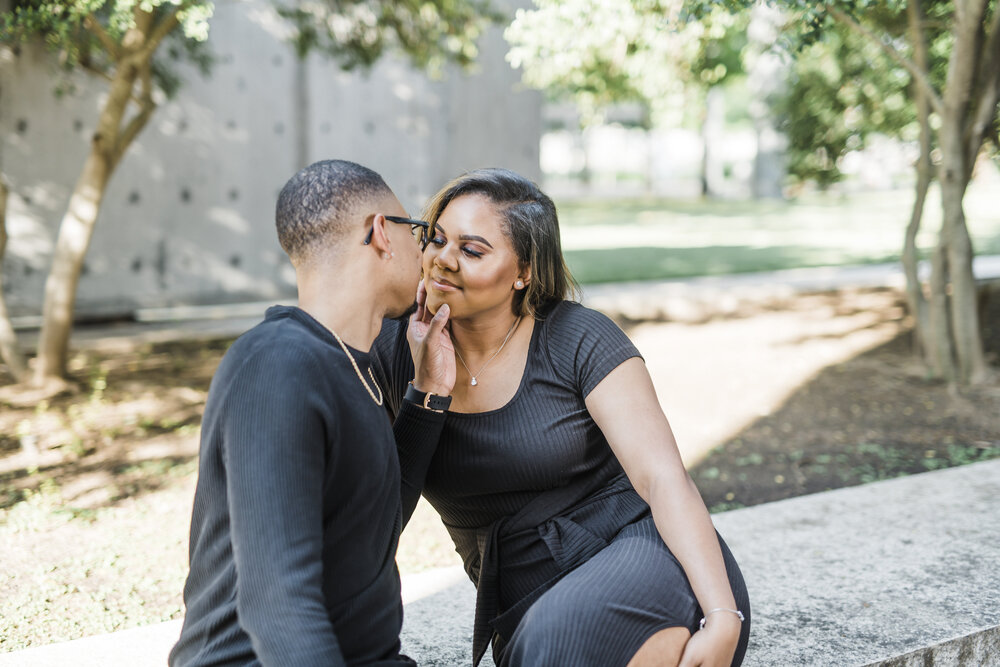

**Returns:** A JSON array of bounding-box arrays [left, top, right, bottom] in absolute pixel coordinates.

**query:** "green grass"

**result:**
[[557, 182, 1000, 284]]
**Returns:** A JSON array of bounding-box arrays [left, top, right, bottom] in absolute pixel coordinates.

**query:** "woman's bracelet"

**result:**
[[698, 607, 745, 630]]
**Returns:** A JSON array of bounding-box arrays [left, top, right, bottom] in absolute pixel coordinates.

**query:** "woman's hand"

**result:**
[[678, 614, 741, 667], [407, 281, 456, 397]]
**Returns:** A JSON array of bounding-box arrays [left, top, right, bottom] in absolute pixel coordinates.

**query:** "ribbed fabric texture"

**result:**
[[371, 301, 751, 667], [171, 306, 424, 667]]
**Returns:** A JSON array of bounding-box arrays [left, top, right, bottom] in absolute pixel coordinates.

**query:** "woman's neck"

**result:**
[[449, 308, 523, 357]]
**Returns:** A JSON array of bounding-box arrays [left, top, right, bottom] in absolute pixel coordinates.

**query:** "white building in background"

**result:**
[[1, 1, 541, 319]]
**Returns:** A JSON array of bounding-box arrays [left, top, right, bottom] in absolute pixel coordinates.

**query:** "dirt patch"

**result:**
[[691, 304, 1000, 510], [1, 288, 998, 650]]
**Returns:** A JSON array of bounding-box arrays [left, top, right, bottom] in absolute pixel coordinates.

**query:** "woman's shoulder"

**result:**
[[535, 299, 640, 394], [539, 300, 624, 339]]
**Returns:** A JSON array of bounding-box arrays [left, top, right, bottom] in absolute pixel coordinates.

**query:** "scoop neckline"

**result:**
[[446, 315, 542, 418]]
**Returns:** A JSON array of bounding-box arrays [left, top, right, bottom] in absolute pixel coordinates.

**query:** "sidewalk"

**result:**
[[3, 459, 997, 666], [11, 255, 1000, 349]]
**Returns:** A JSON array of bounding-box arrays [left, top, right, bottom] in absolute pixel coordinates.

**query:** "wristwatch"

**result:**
[[404, 382, 452, 413]]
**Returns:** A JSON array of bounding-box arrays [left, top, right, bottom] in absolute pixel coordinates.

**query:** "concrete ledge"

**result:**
[[871, 624, 1000, 666], [711, 458, 1000, 666], [3, 460, 997, 666]]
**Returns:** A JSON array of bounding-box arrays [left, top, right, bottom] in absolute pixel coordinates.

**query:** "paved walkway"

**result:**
[[3, 459, 998, 666], [11, 255, 1000, 349]]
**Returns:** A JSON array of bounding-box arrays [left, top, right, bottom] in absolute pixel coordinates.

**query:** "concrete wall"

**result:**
[[0, 1, 541, 319]]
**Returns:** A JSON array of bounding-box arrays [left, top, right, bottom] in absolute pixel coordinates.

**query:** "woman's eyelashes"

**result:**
[[462, 245, 484, 258], [429, 235, 485, 258]]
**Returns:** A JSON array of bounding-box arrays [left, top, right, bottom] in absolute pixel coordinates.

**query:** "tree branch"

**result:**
[[79, 59, 114, 83], [83, 14, 120, 60], [825, 3, 945, 117], [114, 63, 156, 168], [138, 5, 188, 61], [965, 2, 1000, 171]]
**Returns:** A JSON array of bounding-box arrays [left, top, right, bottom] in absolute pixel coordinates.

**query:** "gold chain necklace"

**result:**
[[454, 316, 522, 387], [328, 328, 383, 405]]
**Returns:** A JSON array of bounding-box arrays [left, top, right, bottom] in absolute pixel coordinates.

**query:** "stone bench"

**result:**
[[3, 459, 998, 666]]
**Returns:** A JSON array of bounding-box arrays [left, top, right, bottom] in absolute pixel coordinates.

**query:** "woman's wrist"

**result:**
[[405, 381, 452, 412], [699, 607, 744, 633]]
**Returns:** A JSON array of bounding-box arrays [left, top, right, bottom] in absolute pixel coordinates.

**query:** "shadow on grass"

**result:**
[[0, 447, 199, 512], [0, 339, 226, 516], [691, 290, 1000, 513]]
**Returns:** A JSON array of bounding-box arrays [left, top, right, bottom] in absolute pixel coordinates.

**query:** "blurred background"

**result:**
[[1, 0, 999, 653]]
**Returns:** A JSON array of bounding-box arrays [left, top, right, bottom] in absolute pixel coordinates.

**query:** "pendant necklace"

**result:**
[[454, 316, 522, 387], [329, 328, 383, 405]]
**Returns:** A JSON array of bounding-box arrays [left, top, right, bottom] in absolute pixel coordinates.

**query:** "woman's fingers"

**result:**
[[427, 303, 449, 340], [415, 281, 429, 323]]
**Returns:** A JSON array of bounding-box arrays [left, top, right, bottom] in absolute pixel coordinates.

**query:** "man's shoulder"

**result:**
[[217, 313, 332, 383]]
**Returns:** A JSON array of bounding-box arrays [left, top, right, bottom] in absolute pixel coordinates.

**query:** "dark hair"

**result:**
[[422, 168, 579, 318], [275, 159, 392, 263]]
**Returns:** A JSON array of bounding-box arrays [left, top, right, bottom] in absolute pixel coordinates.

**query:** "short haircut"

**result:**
[[422, 168, 579, 318], [275, 159, 392, 263]]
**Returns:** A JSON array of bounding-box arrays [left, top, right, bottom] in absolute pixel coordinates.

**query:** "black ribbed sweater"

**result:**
[[170, 306, 445, 667]]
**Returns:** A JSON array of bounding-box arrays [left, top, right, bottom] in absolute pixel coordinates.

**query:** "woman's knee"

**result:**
[[504, 594, 589, 662]]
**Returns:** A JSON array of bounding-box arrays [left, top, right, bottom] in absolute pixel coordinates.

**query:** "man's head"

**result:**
[[275, 160, 424, 318], [277, 159, 392, 264]]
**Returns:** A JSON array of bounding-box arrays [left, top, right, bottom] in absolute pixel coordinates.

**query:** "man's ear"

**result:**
[[368, 214, 393, 259]]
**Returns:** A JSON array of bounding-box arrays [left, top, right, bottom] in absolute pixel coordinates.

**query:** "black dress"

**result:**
[[372, 301, 750, 667]]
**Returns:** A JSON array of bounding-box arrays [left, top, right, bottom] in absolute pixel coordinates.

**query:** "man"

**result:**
[[170, 160, 454, 666]]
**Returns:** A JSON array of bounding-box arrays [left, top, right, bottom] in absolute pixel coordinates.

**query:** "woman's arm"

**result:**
[[585, 357, 742, 667], [396, 290, 455, 526]]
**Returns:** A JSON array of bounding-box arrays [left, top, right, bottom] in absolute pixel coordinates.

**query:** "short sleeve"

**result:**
[[542, 301, 643, 397]]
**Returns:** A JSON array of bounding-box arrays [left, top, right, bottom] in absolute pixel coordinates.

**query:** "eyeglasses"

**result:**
[[364, 215, 435, 250]]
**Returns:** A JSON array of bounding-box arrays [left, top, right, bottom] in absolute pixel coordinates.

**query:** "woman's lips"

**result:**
[[429, 276, 461, 291]]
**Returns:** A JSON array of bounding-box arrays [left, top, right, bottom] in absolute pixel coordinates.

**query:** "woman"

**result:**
[[371, 169, 750, 667]]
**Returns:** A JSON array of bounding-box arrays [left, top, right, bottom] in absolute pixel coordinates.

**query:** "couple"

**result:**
[[170, 160, 750, 667]]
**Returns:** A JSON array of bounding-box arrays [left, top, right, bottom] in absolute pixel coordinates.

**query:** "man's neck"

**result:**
[[296, 267, 385, 352]]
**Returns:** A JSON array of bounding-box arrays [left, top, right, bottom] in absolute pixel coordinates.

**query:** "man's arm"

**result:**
[[223, 350, 347, 666]]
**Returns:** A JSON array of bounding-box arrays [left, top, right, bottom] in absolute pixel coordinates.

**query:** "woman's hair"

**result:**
[[422, 168, 580, 318]]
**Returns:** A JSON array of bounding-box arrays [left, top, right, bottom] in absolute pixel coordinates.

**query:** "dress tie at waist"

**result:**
[[455, 473, 648, 667]]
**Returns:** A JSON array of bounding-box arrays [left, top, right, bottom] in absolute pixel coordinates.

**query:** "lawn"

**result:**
[[558, 181, 1000, 283]]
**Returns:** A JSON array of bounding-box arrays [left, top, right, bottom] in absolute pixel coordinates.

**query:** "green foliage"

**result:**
[[1, 1, 215, 98], [2, 0, 496, 94], [506, 0, 748, 126], [764, 1, 955, 188], [1, 1, 213, 52], [776, 26, 915, 188], [279, 0, 501, 73]]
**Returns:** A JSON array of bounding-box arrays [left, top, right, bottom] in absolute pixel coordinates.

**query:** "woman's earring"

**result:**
[[515, 280, 524, 289]]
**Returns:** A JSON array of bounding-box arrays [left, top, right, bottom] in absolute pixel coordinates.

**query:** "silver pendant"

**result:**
[[470, 377, 478, 386]]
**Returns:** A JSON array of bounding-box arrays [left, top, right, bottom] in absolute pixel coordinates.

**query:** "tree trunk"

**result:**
[[930, 0, 990, 386], [30, 45, 156, 387], [902, 147, 932, 365], [32, 149, 113, 387], [938, 120, 987, 384], [0, 176, 27, 381], [902, 0, 933, 369], [927, 236, 955, 381], [700, 86, 725, 198]]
